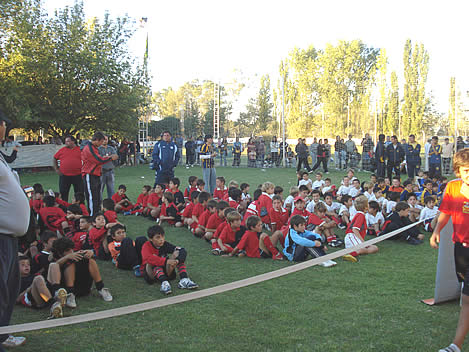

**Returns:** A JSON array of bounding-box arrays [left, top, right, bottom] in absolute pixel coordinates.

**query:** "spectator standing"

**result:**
[[53, 135, 84, 202], [3, 136, 21, 148], [375, 134, 386, 178], [384, 135, 392, 147], [200, 135, 217, 194], [0, 112, 30, 348], [385, 135, 405, 179], [195, 136, 203, 164], [312, 139, 329, 173], [232, 136, 243, 167], [309, 137, 319, 167], [270, 136, 279, 167], [344, 135, 356, 169], [185, 137, 196, 167], [247, 138, 257, 168], [295, 138, 312, 172], [175, 135, 184, 165], [361, 134, 374, 171], [82, 132, 118, 216], [98, 135, 117, 199], [118, 138, 129, 166], [428, 136, 442, 177], [404, 134, 421, 180], [218, 137, 228, 167], [442, 137, 454, 175], [457, 136, 466, 152], [151, 131, 180, 186], [334, 136, 342, 169], [256, 137, 266, 168], [424, 138, 432, 171]]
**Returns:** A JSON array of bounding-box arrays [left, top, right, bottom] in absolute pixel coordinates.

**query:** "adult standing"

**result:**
[[295, 138, 312, 172], [151, 131, 179, 187], [309, 137, 319, 167], [441, 138, 454, 175], [82, 132, 118, 216], [98, 135, 117, 199], [385, 135, 404, 179], [218, 137, 228, 167], [334, 136, 342, 169], [195, 136, 203, 164], [424, 138, 432, 171], [0, 112, 29, 349], [361, 134, 374, 172], [200, 134, 217, 194], [247, 138, 256, 168], [404, 134, 421, 180], [428, 136, 442, 178], [312, 139, 329, 173], [256, 137, 265, 168], [344, 135, 356, 169], [175, 134, 184, 165], [118, 138, 129, 166], [53, 135, 84, 202], [270, 136, 279, 167], [232, 137, 243, 167], [185, 137, 196, 167], [375, 134, 386, 178], [457, 136, 466, 152]]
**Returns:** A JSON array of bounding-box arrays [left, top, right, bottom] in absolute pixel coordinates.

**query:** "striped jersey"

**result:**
[[200, 143, 215, 168]]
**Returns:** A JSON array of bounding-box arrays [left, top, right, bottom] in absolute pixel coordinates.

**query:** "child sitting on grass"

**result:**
[[102, 198, 118, 223], [240, 182, 251, 202], [215, 211, 244, 255], [343, 195, 379, 263], [406, 192, 422, 223], [182, 191, 199, 228], [213, 176, 228, 200], [298, 171, 313, 190], [146, 184, 164, 219], [108, 224, 146, 276], [190, 191, 210, 233], [194, 199, 217, 238], [159, 192, 183, 227], [283, 186, 299, 214], [283, 215, 336, 267], [228, 215, 283, 260], [124, 185, 152, 216], [70, 216, 93, 251], [258, 182, 275, 226], [338, 194, 353, 229], [168, 177, 185, 212], [184, 176, 198, 202], [141, 225, 198, 295], [112, 184, 133, 213], [381, 201, 424, 245], [365, 201, 384, 236], [39, 195, 68, 235], [269, 195, 289, 233], [89, 212, 119, 260], [420, 196, 439, 232], [204, 200, 229, 241]]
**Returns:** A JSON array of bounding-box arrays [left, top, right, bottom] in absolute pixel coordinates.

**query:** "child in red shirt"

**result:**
[[194, 200, 217, 238], [213, 177, 228, 201], [125, 185, 151, 216], [102, 199, 118, 223], [190, 191, 211, 233], [89, 213, 119, 260], [112, 184, 133, 213], [30, 186, 44, 215], [216, 211, 244, 254], [184, 176, 198, 203], [229, 215, 283, 260], [204, 200, 229, 241], [71, 216, 93, 251], [228, 187, 245, 214], [182, 191, 199, 227], [159, 192, 183, 227], [258, 181, 275, 225], [168, 177, 185, 212], [146, 184, 164, 219], [39, 195, 68, 234], [269, 195, 288, 232]]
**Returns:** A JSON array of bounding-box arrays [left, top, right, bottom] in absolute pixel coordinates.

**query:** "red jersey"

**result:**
[[198, 209, 212, 228], [54, 146, 82, 176], [192, 203, 205, 220], [184, 186, 197, 201], [213, 187, 228, 201], [89, 226, 107, 253], [112, 192, 131, 206], [242, 201, 259, 226], [136, 193, 149, 207], [56, 198, 71, 208], [30, 199, 43, 214], [257, 193, 273, 223], [81, 142, 112, 177], [269, 207, 289, 229], [219, 225, 240, 245], [141, 240, 178, 268], [439, 179, 469, 243], [147, 193, 162, 208], [213, 221, 228, 239], [71, 231, 89, 251], [346, 211, 367, 240], [206, 212, 224, 231], [104, 210, 117, 223], [290, 208, 311, 223], [79, 203, 89, 216], [39, 207, 66, 232], [228, 197, 240, 210], [182, 202, 194, 218], [307, 213, 326, 227], [237, 230, 261, 258], [388, 186, 404, 194]]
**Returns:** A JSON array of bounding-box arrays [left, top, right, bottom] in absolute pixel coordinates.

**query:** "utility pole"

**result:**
[[213, 82, 220, 140], [282, 75, 286, 167]]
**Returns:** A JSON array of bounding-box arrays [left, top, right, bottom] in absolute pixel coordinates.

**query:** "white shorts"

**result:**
[[345, 233, 363, 249]]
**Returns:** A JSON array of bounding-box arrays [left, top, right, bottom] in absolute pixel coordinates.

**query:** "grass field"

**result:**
[[9, 163, 462, 352]]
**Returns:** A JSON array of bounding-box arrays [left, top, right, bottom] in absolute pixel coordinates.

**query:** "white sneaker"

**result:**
[[98, 288, 113, 302], [2, 335, 26, 347], [178, 278, 199, 290], [66, 293, 77, 308], [49, 301, 63, 319], [54, 288, 67, 307], [160, 280, 172, 295], [320, 260, 337, 268], [439, 343, 461, 352]]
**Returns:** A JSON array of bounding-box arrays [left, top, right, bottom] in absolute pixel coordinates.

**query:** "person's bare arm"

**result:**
[[52, 157, 62, 175], [430, 212, 451, 248]]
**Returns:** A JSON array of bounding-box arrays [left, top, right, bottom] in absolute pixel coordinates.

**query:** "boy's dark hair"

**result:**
[[341, 194, 352, 204], [204, 134, 213, 142], [74, 192, 86, 204], [298, 185, 309, 192], [163, 191, 174, 203], [240, 183, 249, 191], [40, 230, 58, 243], [102, 198, 115, 211], [217, 200, 229, 211], [51, 237, 75, 258], [253, 188, 262, 201], [147, 225, 165, 239], [323, 192, 333, 199], [216, 176, 225, 184], [198, 191, 211, 204], [353, 178, 360, 184], [290, 214, 306, 228], [311, 189, 320, 196], [406, 192, 417, 201], [228, 187, 242, 201], [246, 215, 261, 230], [196, 179, 205, 187], [315, 202, 327, 213], [207, 200, 218, 209], [18, 255, 29, 262], [155, 183, 165, 190], [118, 184, 127, 191], [392, 176, 400, 182], [274, 186, 283, 194], [388, 192, 400, 202], [170, 177, 180, 187], [80, 216, 92, 224], [143, 185, 152, 192], [33, 183, 44, 194], [223, 207, 235, 217], [424, 196, 435, 205], [395, 201, 410, 212], [324, 178, 331, 182], [423, 171, 429, 177], [368, 201, 380, 211], [423, 179, 433, 186], [67, 204, 82, 215], [302, 171, 308, 177], [403, 179, 413, 187], [43, 195, 55, 207], [188, 176, 197, 184], [272, 194, 283, 202], [370, 173, 376, 178], [377, 177, 385, 184], [92, 212, 107, 223], [190, 190, 200, 201], [110, 223, 126, 236], [91, 131, 106, 141]]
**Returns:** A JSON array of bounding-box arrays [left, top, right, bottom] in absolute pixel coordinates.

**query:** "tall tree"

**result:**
[[387, 71, 399, 135], [376, 49, 387, 133]]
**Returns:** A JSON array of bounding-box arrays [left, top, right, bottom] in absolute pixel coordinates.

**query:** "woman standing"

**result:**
[[247, 138, 257, 168], [270, 136, 279, 167], [218, 137, 228, 167]]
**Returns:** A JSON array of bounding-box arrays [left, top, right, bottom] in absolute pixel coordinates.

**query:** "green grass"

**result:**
[[10, 164, 461, 351]]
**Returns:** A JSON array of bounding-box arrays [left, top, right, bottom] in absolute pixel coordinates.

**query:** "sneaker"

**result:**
[[319, 260, 337, 267], [407, 237, 423, 245], [54, 288, 67, 307], [160, 281, 172, 295], [98, 288, 113, 302], [211, 248, 222, 256], [66, 293, 77, 308], [123, 211, 131, 216], [133, 265, 142, 277], [439, 344, 461, 352], [49, 301, 63, 319], [338, 224, 346, 230], [272, 252, 284, 261], [178, 278, 199, 290], [343, 254, 359, 263], [2, 336, 26, 348]]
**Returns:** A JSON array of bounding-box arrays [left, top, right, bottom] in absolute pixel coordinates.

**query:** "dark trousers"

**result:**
[[407, 163, 420, 179], [116, 237, 147, 270], [232, 153, 241, 167], [429, 162, 441, 178], [0, 236, 19, 344], [377, 161, 385, 178], [312, 157, 328, 173], [387, 161, 400, 179], [297, 157, 312, 172], [345, 152, 354, 168], [83, 174, 101, 217], [186, 153, 195, 166], [442, 158, 451, 175], [59, 174, 84, 202], [293, 244, 326, 262]]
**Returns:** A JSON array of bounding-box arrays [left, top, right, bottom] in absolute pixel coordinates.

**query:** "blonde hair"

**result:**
[[354, 195, 369, 212], [453, 149, 469, 177], [226, 211, 242, 223], [228, 180, 239, 189], [289, 186, 299, 196], [261, 182, 275, 192], [363, 182, 372, 192]]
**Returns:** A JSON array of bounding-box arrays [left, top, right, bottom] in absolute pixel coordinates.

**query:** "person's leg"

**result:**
[[0, 236, 20, 344], [210, 168, 217, 195], [387, 162, 393, 179], [394, 163, 400, 179], [322, 157, 328, 173], [72, 174, 84, 196], [202, 168, 210, 193], [59, 175, 72, 203], [117, 238, 139, 269], [407, 163, 415, 180], [30, 275, 52, 305]]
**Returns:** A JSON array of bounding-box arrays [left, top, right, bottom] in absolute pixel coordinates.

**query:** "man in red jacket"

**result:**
[[53, 135, 83, 202], [81, 132, 118, 216]]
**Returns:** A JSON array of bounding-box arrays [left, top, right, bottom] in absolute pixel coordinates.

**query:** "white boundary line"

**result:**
[[0, 219, 424, 334]]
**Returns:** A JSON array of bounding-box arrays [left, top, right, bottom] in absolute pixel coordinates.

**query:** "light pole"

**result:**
[[282, 74, 286, 167]]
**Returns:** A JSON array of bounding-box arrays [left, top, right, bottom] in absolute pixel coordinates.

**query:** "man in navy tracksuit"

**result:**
[[404, 134, 421, 179], [386, 135, 404, 179], [152, 131, 180, 186]]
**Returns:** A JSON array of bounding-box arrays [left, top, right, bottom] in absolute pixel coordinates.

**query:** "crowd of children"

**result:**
[[16, 167, 444, 320]]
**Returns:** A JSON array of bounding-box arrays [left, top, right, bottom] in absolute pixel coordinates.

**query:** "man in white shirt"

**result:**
[[441, 138, 454, 175]]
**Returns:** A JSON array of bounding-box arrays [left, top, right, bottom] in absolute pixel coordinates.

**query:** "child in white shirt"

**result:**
[[366, 200, 384, 236], [311, 172, 325, 191], [283, 186, 299, 214], [337, 176, 351, 201], [348, 178, 361, 198], [306, 190, 324, 213], [420, 196, 439, 232], [338, 195, 353, 228], [298, 172, 313, 190], [386, 192, 400, 215], [406, 192, 422, 222], [362, 182, 373, 200]]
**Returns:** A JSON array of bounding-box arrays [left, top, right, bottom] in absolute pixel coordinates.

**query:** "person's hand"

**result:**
[[67, 251, 83, 262], [55, 169, 63, 176], [315, 240, 322, 247], [13, 146, 19, 152], [430, 232, 440, 249], [66, 214, 74, 220], [167, 259, 178, 267], [83, 250, 93, 259], [111, 154, 119, 161]]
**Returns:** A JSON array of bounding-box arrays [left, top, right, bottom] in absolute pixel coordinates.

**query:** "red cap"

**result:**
[[294, 196, 305, 203]]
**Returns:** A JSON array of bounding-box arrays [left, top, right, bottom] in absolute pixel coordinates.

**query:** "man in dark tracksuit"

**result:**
[[375, 134, 386, 178], [295, 138, 312, 172], [404, 134, 421, 179], [152, 131, 180, 187], [0, 111, 30, 349], [81, 132, 118, 217], [386, 135, 405, 179]]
